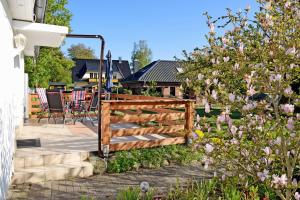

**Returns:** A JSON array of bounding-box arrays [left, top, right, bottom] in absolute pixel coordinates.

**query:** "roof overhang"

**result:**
[[12, 20, 68, 56]]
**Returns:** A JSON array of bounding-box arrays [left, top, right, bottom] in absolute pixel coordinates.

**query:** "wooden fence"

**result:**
[[101, 94, 195, 152]]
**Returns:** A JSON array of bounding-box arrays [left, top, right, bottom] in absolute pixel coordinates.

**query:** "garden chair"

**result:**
[[85, 92, 98, 126], [46, 90, 66, 124], [71, 89, 86, 124], [36, 88, 49, 123]]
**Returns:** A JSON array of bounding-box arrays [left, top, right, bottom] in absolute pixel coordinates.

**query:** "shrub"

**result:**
[[107, 145, 202, 173], [180, 0, 300, 199]]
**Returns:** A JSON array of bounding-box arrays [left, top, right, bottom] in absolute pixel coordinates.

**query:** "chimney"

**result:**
[[118, 57, 122, 64], [133, 59, 139, 73]]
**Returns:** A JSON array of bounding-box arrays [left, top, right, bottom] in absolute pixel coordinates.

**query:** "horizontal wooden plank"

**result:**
[[111, 94, 174, 101], [109, 102, 186, 110], [162, 120, 185, 126], [111, 125, 185, 137], [31, 108, 41, 112], [116, 109, 142, 115], [111, 113, 185, 123], [142, 108, 184, 114], [109, 137, 186, 151], [31, 101, 40, 106]]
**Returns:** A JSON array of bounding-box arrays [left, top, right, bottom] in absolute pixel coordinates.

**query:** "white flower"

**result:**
[[217, 114, 226, 123], [275, 74, 282, 81], [196, 114, 201, 122], [205, 103, 210, 113], [286, 47, 297, 55], [213, 78, 218, 85], [228, 93, 235, 102], [211, 58, 216, 64], [272, 174, 288, 187], [209, 23, 215, 33], [212, 70, 219, 76], [281, 104, 295, 114], [263, 147, 272, 156], [230, 125, 238, 135], [265, 2, 271, 10], [274, 137, 281, 145], [198, 73, 204, 80], [223, 56, 230, 62], [205, 143, 214, 153], [257, 169, 269, 182], [233, 63, 240, 70], [284, 86, 293, 96], [205, 79, 211, 85], [295, 192, 300, 200], [239, 42, 244, 53], [265, 13, 274, 26], [211, 90, 218, 100]]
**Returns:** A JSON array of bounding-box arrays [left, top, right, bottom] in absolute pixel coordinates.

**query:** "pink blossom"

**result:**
[[223, 56, 230, 62], [247, 85, 256, 96], [287, 117, 294, 131], [222, 37, 228, 44], [238, 131, 243, 138], [284, 86, 293, 96], [205, 144, 214, 153], [230, 138, 239, 145], [297, 114, 300, 120], [230, 125, 238, 135], [205, 103, 210, 113], [257, 169, 269, 182], [293, 179, 298, 187], [263, 147, 272, 156], [228, 93, 235, 102], [209, 23, 215, 33], [272, 174, 288, 187], [295, 192, 300, 200], [284, 1, 291, 9], [203, 156, 214, 169], [281, 104, 295, 114], [217, 114, 226, 123], [211, 90, 218, 100]]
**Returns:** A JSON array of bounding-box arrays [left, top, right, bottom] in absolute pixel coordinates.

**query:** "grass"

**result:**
[[107, 145, 202, 173]]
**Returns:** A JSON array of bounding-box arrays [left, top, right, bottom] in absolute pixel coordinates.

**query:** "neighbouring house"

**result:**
[[122, 60, 183, 98], [0, 0, 68, 198], [72, 58, 131, 89]]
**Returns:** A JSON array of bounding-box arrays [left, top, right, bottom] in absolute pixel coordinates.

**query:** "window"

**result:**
[[113, 75, 117, 79], [90, 73, 94, 78], [94, 73, 98, 79]]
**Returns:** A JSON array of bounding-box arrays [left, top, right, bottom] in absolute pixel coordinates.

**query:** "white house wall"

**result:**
[[0, 0, 24, 199]]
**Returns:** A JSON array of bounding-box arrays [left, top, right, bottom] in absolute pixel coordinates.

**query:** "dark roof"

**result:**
[[122, 60, 182, 83], [72, 59, 131, 82], [48, 82, 66, 86]]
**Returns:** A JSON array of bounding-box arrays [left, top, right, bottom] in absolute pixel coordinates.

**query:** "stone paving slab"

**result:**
[[8, 164, 212, 200]]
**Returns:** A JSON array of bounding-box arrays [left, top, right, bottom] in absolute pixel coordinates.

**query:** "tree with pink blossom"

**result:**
[[180, 0, 299, 199]]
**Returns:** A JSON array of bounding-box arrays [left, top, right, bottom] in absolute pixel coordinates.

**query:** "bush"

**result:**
[[107, 145, 202, 173], [180, 0, 300, 199]]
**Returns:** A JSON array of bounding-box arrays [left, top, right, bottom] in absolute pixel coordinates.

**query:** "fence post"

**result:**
[[185, 101, 194, 142], [28, 94, 32, 117], [101, 102, 111, 157]]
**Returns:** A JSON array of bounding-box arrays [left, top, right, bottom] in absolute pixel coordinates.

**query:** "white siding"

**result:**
[[0, 0, 24, 199]]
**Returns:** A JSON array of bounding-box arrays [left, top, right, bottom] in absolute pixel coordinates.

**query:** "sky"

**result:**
[[62, 0, 259, 61]]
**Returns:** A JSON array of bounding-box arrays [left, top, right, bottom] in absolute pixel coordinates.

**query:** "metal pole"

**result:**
[[66, 34, 105, 157]]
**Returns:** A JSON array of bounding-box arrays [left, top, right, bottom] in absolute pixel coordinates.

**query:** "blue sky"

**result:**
[[62, 0, 259, 61]]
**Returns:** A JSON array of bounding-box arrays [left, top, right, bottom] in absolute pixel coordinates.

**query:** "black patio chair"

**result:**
[[85, 92, 98, 126], [46, 90, 66, 124]]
